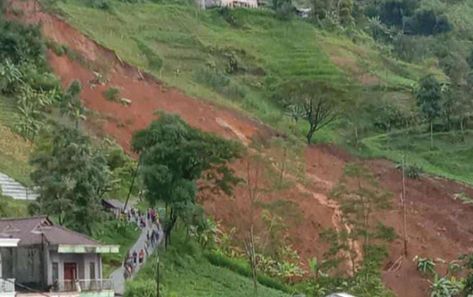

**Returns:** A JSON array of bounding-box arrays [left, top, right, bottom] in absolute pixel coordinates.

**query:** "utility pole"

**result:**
[[123, 155, 143, 211], [156, 253, 160, 297], [401, 155, 408, 256]]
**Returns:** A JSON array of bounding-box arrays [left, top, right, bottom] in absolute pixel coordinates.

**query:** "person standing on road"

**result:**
[[139, 249, 145, 264]]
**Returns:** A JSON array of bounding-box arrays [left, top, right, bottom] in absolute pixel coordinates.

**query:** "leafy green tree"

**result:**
[[338, 0, 353, 25], [311, 0, 332, 21], [60, 80, 85, 129], [279, 80, 345, 144], [30, 126, 110, 234], [0, 21, 45, 66], [416, 74, 442, 149], [132, 113, 241, 247]]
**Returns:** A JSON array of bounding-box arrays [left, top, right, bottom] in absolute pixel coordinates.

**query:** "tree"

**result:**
[[416, 75, 442, 149], [338, 0, 353, 25], [279, 80, 344, 144], [30, 126, 110, 234], [311, 0, 332, 21], [332, 163, 391, 260], [60, 80, 85, 129], [132, 113, 241, 247], [272, 0, 293, 20]]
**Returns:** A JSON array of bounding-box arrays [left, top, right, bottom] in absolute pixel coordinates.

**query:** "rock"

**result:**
[[120, 98, 132, 106]]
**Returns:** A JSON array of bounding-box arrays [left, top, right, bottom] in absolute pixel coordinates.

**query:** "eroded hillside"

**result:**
[[5, 0, 473, 296]]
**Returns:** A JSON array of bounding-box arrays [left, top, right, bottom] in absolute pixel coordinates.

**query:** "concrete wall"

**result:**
[[0, 248, 15, 278], [16, 246, 44, 289]]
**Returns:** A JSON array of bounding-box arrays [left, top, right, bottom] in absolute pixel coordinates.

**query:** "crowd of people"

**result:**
[[122, 208, 162, 280]]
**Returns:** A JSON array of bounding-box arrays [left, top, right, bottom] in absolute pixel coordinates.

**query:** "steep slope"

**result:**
[[7, 1, 473, 297]]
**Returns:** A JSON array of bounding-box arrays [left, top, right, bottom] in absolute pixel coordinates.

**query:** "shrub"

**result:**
[[89, 0, 112, 10], [414, 256, 436, 275], [134, 39, 163, 71], [0, 21, 46, 67], [205, 252, 291, 293], [193, 67, 246, 100], [103, 87, 120, 102], [396, 163, 423, 179], [46, 40, 67, 56], [404, 10, 452, 36], [124, 280, 158, 297], [374, 223, 397, 242]]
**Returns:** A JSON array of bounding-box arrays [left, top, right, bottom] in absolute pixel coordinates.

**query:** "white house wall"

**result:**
[[48, 252, 101, 285]]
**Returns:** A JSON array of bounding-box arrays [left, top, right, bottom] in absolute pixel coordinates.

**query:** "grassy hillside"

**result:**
[[127, 231, 290, 297], [361, 130, 473, 185], [46, 0, 437, 136], [36, 0, 473, 188], [0, 96, 34, 185]]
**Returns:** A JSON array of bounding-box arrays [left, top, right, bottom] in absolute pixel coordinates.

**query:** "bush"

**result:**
[[134, 38, 163, 71], [89, 0, 112, 10], [124, 280, 157, 297], [103, 87, 120, 102], [404, 10, 452, 36], [0, 21, 46, 67], [205, 252, 291, 293], [396, 163, 423, 179], [193, 67, 246, 100]]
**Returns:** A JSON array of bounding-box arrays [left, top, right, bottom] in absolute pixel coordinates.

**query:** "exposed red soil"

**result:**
[[8, 2, 473, 297]]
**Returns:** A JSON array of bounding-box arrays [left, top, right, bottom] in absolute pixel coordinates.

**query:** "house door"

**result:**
[[64, 263, 77, 291]]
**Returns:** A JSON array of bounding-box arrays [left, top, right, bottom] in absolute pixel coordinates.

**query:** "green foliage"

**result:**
[[430, 275, 463, 297], [374, 223, 397, 241], [276, 80, 346, 144], [92, 219, 140, 276], [132, 113, 242, 245], [124, 280, 157, 297], [0, 21, 46, 66], [134, 38, 163, 71], [131, 230, 290, 297], [103, 87, 121, 102], [414, 256, 436, 275], [0, 195, 30, 218], [30, 125, 111, 234], [333, 162, 392, 245], [417, 74, 442, 122], [205, 252, 291, 293], [60, 80, 85, 128]]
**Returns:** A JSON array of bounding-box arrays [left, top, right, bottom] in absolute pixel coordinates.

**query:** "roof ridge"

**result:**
[[49, 224, 100, 245]]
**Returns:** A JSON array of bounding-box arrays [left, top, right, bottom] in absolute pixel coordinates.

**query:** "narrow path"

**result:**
[[111, 219, 164, 296]]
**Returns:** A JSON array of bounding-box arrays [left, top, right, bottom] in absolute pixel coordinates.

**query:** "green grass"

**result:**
[[360, 129, 473, 185], [129, 230, 290, 297], [92, 220, 141, 277], [0, 96, 34, 186]]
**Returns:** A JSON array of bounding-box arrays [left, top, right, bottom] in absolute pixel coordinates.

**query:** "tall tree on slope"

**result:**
[[132, 113, 241, 247]]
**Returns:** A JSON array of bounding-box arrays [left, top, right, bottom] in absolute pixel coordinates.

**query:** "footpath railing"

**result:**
[[51, 279, 113, 292]]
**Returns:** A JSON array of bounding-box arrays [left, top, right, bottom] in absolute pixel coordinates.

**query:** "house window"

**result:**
[[52, 262, 59, 281], [89, 262, 96, 279]]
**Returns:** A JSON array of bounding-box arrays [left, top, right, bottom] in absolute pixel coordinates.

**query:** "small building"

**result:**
[[202, 0, 258, 9], [101, 199, 127, 218], [295, 7, 311, 18], [0, 217, 119, 297]]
